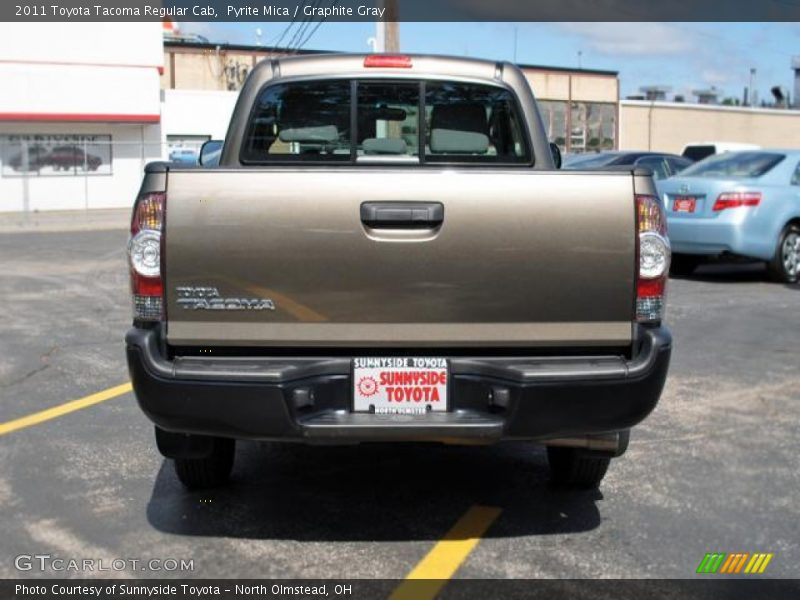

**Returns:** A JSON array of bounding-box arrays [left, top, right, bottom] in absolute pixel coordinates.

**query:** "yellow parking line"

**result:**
[[0, 382, 132, 436], [389, 505, 502, 600]]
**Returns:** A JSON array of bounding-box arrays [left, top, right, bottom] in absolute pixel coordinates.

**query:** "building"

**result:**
[[0, 23, 163, 212], [619, 100, 800, 153], [518, 64, 619, 154]]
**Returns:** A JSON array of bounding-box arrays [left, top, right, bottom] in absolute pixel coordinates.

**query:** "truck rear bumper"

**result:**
[[125, 326, 671, 445]]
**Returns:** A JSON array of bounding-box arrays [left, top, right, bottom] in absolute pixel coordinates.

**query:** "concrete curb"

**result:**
[[0, 208, 130, 233]]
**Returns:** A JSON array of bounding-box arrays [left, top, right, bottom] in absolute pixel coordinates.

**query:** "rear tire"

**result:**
[[669, 254, 701, 278], [173, 437, 235, 490], [767, 223, 800, 284], [547, 447, 611, 489]]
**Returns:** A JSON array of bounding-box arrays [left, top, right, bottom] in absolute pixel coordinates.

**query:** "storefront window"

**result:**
[[0, 134, 112, 177], [570, 102, 616, 153], [538, 100, 568, 152]]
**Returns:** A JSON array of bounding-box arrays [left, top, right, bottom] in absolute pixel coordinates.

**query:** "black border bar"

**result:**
[[5, 1, 800, 22]]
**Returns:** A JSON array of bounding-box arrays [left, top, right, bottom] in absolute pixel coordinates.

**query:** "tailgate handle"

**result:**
[[360, 201, 444, 229]]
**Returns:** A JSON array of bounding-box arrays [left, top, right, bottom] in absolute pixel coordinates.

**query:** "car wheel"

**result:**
[[173, 437, 235, 489], [768, 223, 800, 284], [669, 254, 701, 278], [547, 446, 611, 489]]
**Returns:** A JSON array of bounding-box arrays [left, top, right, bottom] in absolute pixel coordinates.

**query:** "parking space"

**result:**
[[1, 227, 798, 582]]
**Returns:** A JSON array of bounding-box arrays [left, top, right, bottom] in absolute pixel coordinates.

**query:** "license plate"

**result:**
[[353, 357, 448, 414], [673, 197, 696, 213]]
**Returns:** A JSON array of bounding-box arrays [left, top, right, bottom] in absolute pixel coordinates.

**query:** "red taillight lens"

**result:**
[[364, 54, 413, 68], [129, 192, 165, 321], [636, 195, 670, 323], [712, 192, 761, 211]]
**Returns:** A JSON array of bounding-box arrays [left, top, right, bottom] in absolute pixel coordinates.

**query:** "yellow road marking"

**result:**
[[390, 505, 502, 600], [0, 382, 132, 436]]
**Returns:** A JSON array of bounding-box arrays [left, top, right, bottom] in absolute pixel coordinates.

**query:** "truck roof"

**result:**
[[258, 53, 509, 83]]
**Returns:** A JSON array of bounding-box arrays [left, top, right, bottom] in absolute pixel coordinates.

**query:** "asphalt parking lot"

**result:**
[[0, 222, 798, 583]]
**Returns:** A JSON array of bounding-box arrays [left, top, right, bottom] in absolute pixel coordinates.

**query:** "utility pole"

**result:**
[[376, 0, 399, 52]]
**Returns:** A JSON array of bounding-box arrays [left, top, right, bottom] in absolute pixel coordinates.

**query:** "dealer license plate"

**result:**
[[673, 197, 697, 213], [353, 357, 448, 414]]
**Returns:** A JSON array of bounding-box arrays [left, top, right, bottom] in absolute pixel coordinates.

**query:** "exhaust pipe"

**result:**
[[544, 431, 630, 457]]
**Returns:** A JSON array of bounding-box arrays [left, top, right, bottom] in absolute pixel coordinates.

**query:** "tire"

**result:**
[[669, 254, 701, 278], [173, 437, 235, 490], [547, 447, 611, 489], [767, 223, 800, 284]]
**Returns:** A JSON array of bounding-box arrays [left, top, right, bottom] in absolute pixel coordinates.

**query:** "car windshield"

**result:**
[[563, 153, 620, 168], [680, 152, 785, 178]]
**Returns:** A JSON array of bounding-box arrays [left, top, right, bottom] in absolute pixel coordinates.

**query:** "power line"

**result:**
[[285, 0, 319, 52], [269, 0, 306, 56], [294, 0, 336, 52]]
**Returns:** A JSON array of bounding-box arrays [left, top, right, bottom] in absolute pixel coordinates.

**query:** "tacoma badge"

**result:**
[[175, 286, 276, 311]]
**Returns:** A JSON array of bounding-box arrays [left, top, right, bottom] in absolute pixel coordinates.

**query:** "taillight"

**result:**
[[129, 192, 165, 321], [363, 54, 413, 68], [713, 191, 761, 211], [636, 195, 670, 323]]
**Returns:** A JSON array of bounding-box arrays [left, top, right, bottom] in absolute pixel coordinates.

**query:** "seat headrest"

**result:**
[[429, 103, 490, 154]]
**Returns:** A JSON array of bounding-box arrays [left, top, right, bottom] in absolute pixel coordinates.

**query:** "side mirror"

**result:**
[[549, 142, 562, 169], [199, 140, 223, 167]]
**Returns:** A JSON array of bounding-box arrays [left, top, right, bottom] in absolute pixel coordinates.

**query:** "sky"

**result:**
[[179, 21, 800, 104]]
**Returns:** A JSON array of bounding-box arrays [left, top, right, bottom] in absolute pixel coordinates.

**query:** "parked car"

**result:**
[[169, 147, 199, 164], [661, 150, 800, 282], [49, 145, 102, 171], [8, 145, 50, 172], [563, 151, 693, 183], [681, 141, 760, 162], [126, 54, 672, 491]]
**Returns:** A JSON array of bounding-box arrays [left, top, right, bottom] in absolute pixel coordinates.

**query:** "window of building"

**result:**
[[570, 102, 616, 154], [0, 134, 112, 177]]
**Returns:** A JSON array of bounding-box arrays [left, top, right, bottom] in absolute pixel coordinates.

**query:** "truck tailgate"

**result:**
[[164, 169, 635, 348]]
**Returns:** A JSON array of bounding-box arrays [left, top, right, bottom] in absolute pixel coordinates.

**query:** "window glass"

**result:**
[[241, 79, 532, 165], [791, 162, 800, 186], [424, 82, 530, 163], [538, 100, 567, 153], [563, 152, 619, 169], [682, 145, 716, 161], [241, 80, 351, 163], [680, 152, 785, 179], [570, 102, 616, 153], [1, 134, 112, 177], [635, 156, 669, 180], [665, 157, 692, 176], [356, 82, 419, 157]]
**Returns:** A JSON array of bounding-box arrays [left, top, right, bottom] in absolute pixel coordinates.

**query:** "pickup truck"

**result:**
[[125, 54, 672, 490]]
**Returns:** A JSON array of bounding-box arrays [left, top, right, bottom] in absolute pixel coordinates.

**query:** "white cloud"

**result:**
[[701, 69, 733, 86], [558, 22, 696, 56]]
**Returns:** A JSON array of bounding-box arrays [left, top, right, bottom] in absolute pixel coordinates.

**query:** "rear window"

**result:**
[[240, 79, 531, 165], [680, 152, 785, 179], [682, 145, 716, 161]]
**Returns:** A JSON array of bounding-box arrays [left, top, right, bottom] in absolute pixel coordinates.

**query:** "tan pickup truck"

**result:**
[[125, 54, 672, 490]]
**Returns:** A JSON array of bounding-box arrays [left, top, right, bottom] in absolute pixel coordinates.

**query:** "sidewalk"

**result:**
[[0, 208, 130, 233]]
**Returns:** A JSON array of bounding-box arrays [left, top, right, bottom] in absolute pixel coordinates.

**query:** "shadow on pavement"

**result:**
[[672, 261, 768, 284], [146, 441, 603, 542]]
